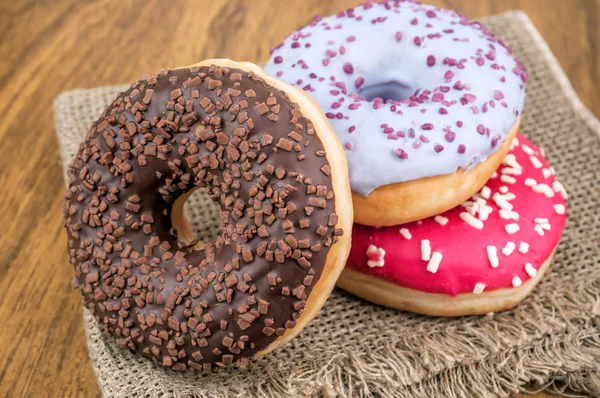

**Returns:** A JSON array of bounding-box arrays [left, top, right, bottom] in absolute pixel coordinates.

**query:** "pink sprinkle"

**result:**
[[445, 131, 456, 142], [395, 148, 409, 159], [383, 127, 394, 134], [322, 59, 330, 66], [408, 128, 415, 138], [434, 144, 444, 153], [432, 93, 444, 102], [339, 45, 346, 54], [348, 126, 356, 133], [276, 71, 283, 77], [427, 55, 436, 66], [329, 90, 340, 95], [354, 77, 365, 89], [477, 124, 486, 135], [380, 123, 388, 128], [413, 141, 422, 149], [426, 10, 437, 18], [458, 144, 466, 154], [439, 107, 448, 115], [325, 112, 335, 119], [336, 112, 343, 119], [463, 93, 476, 103], [410, 18, 418, 25], [471, 105, 479, 114], [493, 90, 505, 100], [347, 35, 356, 42], [344, 142, 353, 150], [476, 57, 485, 66], [420, 135, 429, 143], [500, 76, 506, 82], [343, 63, 354, 74], [274, 56, 283, 64], [444, 70, 454, 80], [491, 136, 500, 147], [348, 102, 361, 110], [414, 36, 423, 46], [309, 73, 317, 78], [457, 121, 464, 127], [395, 31, 403, 42], [331, 102, 341, 109], [326, 49, 337, 57], [421, 123, 434, 130]]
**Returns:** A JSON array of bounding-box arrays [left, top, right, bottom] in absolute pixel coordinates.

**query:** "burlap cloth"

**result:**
[[54, 11, 600, 398]]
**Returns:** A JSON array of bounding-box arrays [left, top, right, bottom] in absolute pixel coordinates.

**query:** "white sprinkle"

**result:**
[[512, 276, 523, 287], [473, 283, 486, 294], [519, 242, 530, 254], [426, 251, 443, 273], [521, 144, 534, 155], [553, 204, 566, 215], [460, 212, 484, 229], [504, 193, 516, 201], [533, 183, 555, 198], [467, 202, 480, 215], [499, 209, 519, 220], [499, 186, 509, 193], [550, 167, 556, 175], [366, 245, 386, 268], [399, 228, 412, 240], [486, 245, 499, 268], [525, 263, 537, 278], [434, 215, 449, 226], [502, 167, 523, 175], [534, 218, 549, 224], [542, 168, 552, 179], [534, 224, 545, 236], [540, 147, 545, 157], [540, 222, 551, 231], [553, 181, 568, 199], [476, 198, 487, 207], [500, 175, 516, 184], [505, 223, 520, 234], [502, 153, 522, 169], [525, 178, 537, 187], [416, 220, 423, 225], [478, 205, 493, 221], [513, 137, 520, 146], [421, 239, 431, 261], [529, 155, 543, 168], [481, 186, 491, 199], [491, 171, 498, 179], [493, 193, 513, 210], [502, 241, 516, 256]]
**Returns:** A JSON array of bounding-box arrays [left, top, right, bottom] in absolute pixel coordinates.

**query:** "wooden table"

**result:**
[[0, 1, 597, 396]]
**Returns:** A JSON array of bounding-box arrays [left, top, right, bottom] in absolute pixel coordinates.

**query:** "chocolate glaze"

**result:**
[[63, 65, 341, 370]]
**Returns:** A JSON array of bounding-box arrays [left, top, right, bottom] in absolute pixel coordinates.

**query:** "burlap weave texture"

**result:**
[[54, 11, 600, 398]]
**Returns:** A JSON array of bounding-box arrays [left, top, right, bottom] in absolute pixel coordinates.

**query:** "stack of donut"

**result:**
[[63, 0, 568, 371], [266, 0, 567, 316]]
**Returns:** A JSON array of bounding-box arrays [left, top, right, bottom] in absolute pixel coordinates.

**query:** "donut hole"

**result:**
[[171, 188, 221, 246], [357, 80, 413, 102]]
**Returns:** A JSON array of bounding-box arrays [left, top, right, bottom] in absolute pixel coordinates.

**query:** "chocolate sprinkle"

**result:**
[[63, 65, 341, 370]]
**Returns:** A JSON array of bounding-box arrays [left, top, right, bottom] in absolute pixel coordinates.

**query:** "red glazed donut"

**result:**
[[63, 59, 352, 369], [336, 134, 567, 316]]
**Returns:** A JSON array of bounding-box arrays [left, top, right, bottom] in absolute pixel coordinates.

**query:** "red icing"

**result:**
[[346, 134, 567, 296]]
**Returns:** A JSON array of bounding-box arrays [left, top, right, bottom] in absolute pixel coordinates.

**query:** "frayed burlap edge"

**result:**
[[54, 10, 600, 398]]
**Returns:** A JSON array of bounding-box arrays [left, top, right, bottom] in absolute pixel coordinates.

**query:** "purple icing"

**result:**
[[265, 0, 526, 195]]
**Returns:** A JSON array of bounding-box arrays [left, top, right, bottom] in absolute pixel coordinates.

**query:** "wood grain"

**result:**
[[0, 1, 597, 397]]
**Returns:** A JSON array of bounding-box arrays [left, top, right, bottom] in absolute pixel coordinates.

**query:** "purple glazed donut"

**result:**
[[265, 0, 527, 226]]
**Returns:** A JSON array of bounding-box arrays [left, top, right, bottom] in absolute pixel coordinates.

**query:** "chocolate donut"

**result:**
[[63, 60, 352, 370]]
